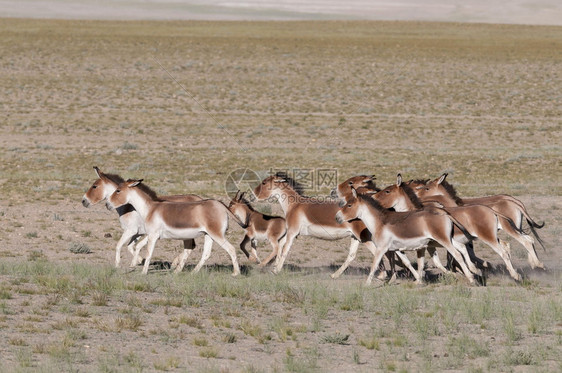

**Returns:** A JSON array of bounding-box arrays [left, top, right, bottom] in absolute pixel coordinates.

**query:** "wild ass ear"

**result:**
[[437, 173, 448, 185], [93, 166, 102, 178], [239, 192, 246, 201], [396, 173, 402, 186], [351, 187, 358, 199], [233, 190, 240, 201], [128, 179, 143, 187]]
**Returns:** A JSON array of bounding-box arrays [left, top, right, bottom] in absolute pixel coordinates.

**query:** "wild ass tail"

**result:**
[[491, 203, 546, 252], [501, 195, 545, 229], [447, 213, 476, 243], [507, 198, 546, 251]]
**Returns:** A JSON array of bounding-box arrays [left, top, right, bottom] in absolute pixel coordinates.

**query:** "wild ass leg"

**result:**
[[131, 236, 149, 267], [451, 240, 482, 276], [366, 247, 388, 285], [394, 251, 423, 283], [141, 234, 160, 275], [259, 236, 285, 268], [331, 238, 360, 279], [416, 249, 425, 282], [250, 239, 261, 264], [425, 244, 449, 274], [192, 235, 214, 273], [480, 237, 522, 281], [442, 241, 475, 284], [208, 233, 240, 277], [239, 235, 253, 261], [115, 230, 138, 268], [499, 217, 544, 269], [173, 240, 196, 274], [273, 229, 299, 274]]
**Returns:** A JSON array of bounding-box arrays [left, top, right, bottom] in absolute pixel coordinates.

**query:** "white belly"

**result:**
[[161, 227, 205, 240], [252, 232, 269, 242], [387, 236, 430, 252], [301, 224, 351, 240]]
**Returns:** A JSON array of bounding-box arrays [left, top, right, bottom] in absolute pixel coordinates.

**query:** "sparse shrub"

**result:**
[[69, 242, 91, 254], [193, 337, 208, 347], [9, 337, 27, 346], [199, 348, 219, 358], [321, 333, 349, 345], [359, 336, 380, 350], [115, 314, 142, 331], [503, 349, 535, 366], [223, 333, 237, 343], [28, 250, 45, 261], [92, 291, 108, 306], [153, 356, 180, 371]]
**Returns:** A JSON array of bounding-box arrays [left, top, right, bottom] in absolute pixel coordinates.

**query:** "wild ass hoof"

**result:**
[[376, 271, 389, 281]]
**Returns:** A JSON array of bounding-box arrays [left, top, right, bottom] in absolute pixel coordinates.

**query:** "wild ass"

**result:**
[[107, 179, 244, 275], [82, 167, 202, 268], [411, 174, 545, 269], [374, 174, 524, 281], [335, 188, 479, 284], [228, 191, 287, 267], [332, 175, 453, 281], [253, 174, 419, 284]]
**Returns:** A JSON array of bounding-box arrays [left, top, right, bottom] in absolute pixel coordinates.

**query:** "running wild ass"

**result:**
[[410, 173, 545, 270], [82, 167, 202, 268], [374, 174, 525, 281], [336, 188, 480, 284], [228, 191, 287, 267], [253, 174, 411, 284], [107, 179, 244, 275]]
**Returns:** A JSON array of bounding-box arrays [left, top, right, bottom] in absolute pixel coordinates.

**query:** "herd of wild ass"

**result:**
[[82, 167, 545, 285]]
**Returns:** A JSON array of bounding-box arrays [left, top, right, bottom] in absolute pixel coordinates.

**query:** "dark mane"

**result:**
[[238, 194, 256, 211], [357, 192, 413, 224], [274, 172, 306, 196], [104, 173, 125, 185], [440, 181, 464, 206], [409, 179, 429, 185], [357, 193, 389, 217], [126, 179, 164, 201], [356, 175, 380, 191], [399, 184, 424, 210]]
